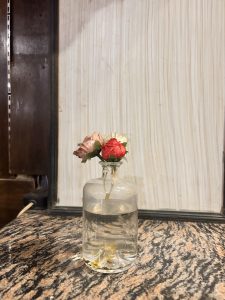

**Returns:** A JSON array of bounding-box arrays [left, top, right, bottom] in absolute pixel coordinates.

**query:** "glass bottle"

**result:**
[[82, 161, 138, 273]]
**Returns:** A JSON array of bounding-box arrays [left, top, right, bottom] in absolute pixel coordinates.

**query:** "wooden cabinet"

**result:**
[[0, 0, 52, 226]]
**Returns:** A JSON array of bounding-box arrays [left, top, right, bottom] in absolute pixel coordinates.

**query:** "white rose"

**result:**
[[104, 132, 128, 144]]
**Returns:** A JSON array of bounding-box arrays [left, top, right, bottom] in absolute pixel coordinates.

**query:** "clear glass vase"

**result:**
[[82, 161, 138, 273]]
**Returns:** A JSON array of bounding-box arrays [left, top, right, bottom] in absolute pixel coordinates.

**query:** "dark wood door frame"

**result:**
[[0, 0, 9, 176]]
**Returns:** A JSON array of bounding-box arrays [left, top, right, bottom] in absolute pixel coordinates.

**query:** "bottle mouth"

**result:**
[[99, 161, 123, 167]]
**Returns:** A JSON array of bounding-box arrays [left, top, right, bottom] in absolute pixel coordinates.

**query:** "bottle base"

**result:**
[[84, 260, 135, 273]]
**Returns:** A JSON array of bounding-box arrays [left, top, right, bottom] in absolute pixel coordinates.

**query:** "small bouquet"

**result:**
[[73, 132, 128, 163]]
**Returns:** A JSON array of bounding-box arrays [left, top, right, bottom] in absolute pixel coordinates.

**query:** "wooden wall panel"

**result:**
[[10, 0, 51, 175], [58, 0, 225, 212], [0, 0, 9, 176]]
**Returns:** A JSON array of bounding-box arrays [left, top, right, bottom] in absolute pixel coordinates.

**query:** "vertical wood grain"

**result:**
[[10, 0, 51, 175], [0, 0, 9, 176], [58, 0, 225, 212]]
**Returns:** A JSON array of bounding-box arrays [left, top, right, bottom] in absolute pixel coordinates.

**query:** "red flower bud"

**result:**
[[101, 138, 126, 161]]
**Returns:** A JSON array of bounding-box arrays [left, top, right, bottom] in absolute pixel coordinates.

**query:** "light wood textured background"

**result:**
[[57, 0, 225, 212]]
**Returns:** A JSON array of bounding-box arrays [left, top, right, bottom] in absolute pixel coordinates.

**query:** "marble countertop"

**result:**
[[1, 212, 225, 299]]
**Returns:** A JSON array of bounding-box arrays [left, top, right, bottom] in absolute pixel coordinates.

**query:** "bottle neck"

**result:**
[[100, 162, 122, 179], [100, 162, 122, 200]]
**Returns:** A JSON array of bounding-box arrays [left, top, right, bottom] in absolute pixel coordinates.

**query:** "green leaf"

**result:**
[[94, 141, 102, 151], [107, 155, 121, 162]]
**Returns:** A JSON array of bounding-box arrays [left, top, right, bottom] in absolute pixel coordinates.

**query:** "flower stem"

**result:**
[[103, 167, 116, 201]]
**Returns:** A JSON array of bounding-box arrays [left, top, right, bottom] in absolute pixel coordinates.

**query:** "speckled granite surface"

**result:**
[[1, 212, 225, 299]]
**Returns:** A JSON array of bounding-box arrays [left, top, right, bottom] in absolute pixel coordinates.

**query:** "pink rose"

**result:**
[[101, 138, 126, 161], [73, 132, 104, 162], [90, 132, 104, 146]]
